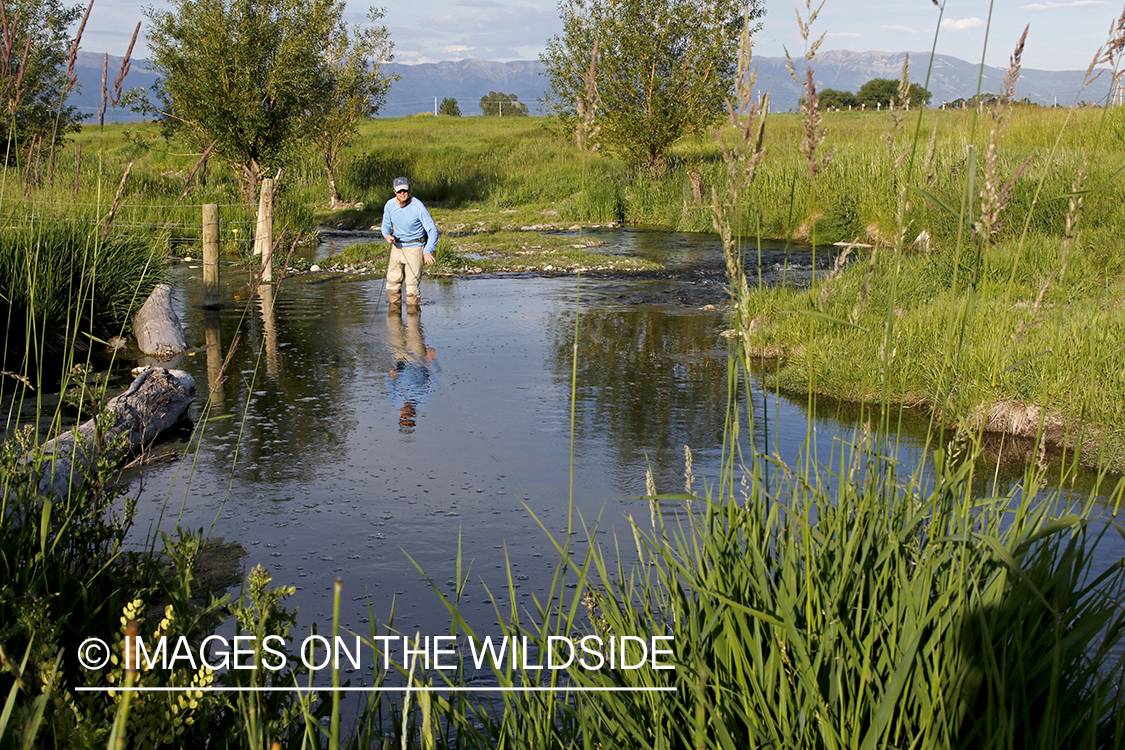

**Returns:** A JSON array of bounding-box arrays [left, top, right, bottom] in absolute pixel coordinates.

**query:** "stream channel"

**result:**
[[120, 227, 1121, 686]]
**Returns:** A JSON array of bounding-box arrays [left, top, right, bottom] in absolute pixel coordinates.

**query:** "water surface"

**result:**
[[112, 229, 1123, 670]]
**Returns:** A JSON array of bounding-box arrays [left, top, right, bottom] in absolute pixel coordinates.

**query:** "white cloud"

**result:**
[[1023, 1, 1105, 9], [879, 25, 919, 34], [394, 50, 439, 64], [825, 31, 862, 39], [940, 17, 984, 32]]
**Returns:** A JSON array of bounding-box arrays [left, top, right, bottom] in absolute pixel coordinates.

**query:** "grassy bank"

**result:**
[[724, 102, 1125, 467], [0, 221, 166, 378], [740, 227, 1125, 466], [9, 106, 1122, 246]]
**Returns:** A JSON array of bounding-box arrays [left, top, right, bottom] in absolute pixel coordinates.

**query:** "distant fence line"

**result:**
[[6, 178, 280, 307], [0, 196, 263, 249]]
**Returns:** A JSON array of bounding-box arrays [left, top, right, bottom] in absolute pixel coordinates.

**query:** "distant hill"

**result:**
[[68, 49, 1113, 125], [383, 59, 547, 117], [69, 54, 548, 122], [750, 50, 1113, 110], [71, 50, 158, 124], [381, 52, 1112, 117]]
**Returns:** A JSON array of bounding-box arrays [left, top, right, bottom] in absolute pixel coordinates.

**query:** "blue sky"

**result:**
[[86, 0, 1119, 71]]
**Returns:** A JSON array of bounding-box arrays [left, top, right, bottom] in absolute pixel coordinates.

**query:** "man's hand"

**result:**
[[423, 252, 435, 266], [385, 234, 396, 244]]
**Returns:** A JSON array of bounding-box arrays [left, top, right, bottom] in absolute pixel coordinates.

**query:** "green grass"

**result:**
[[738, 221, 1125, 467], [0, 220, 167, 377], [471, 437, 1125, 750], [11, 106, 1120, 249]]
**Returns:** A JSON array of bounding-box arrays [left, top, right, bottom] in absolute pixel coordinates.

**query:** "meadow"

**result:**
[[2, 93, 1125, 748]]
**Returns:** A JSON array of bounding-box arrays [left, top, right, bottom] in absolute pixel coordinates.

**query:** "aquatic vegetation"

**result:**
[[319, 230, 661, 276]]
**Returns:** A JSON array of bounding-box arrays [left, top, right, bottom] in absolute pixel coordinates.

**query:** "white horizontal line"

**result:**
[[76, 686, 675, 693]]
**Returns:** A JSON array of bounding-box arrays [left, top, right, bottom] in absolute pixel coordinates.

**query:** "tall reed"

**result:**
[[0, 220, 166, 376]]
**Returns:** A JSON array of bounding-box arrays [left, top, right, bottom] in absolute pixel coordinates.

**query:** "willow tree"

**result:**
[[542, 0, 763, 170], [0, 0, 87, 160], [311, 7, 395, 208], [144, 0, 343, 198]]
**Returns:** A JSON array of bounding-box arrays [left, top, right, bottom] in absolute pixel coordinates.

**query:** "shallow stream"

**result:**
[[107, 228, 1122, 680]]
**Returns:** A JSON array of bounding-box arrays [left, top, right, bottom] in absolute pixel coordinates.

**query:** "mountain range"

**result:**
[[70, 49, 1114, 124]]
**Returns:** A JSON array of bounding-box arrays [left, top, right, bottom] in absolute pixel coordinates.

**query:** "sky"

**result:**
[[83, 0, 1120, 72]]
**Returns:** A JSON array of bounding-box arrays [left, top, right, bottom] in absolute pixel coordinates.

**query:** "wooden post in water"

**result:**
[[258, 283, 279, 378], [202, 203, 220, 308], [255, 177, 274, 283], [203, 309, 225, 410]]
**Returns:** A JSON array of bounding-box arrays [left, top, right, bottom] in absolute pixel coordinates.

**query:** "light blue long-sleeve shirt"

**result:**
[[381, 197, 439, 255]]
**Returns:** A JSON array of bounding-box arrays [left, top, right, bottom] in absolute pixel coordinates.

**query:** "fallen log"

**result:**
[[134, 283, 186, 359], [34, 367, 195, 499]]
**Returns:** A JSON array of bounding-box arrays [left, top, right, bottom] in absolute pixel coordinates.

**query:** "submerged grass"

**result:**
[[320, 230, 660, 275]]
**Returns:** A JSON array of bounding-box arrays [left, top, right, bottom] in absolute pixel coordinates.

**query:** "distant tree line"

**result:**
[[942, 93, 1041, 109], [819, 78, 933, 110], [480, 91, 528, 116]]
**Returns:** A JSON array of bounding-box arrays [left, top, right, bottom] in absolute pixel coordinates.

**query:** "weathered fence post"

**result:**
[[255, 177, 274, 283], [202, 203, 220, 307], [203, 309, 225, 411]]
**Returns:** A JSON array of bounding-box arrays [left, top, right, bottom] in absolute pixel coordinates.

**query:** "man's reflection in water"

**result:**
[[385, 308, 438, 433]]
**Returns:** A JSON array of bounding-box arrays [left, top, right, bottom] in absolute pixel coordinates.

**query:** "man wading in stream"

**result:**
[[382, 176, 439, 312]]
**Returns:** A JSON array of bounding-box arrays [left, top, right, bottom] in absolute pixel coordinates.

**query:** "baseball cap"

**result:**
[[393, 177, 409, 192]]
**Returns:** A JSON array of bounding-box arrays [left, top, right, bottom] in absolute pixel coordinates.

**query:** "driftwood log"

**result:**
[[134, 284, 186, 359], [35, 367, 196, 498]]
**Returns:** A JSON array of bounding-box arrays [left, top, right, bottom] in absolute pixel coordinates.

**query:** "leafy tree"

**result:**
[[438, 97, 461, 116], [144, 0, 346, 198], [542, 0, 763, 170], [856, 78, 932, 109], [479, 91, 527, 116], [819, 88, 857, 110], [0, 0, 87, 160], [310, 7, 395, 208]]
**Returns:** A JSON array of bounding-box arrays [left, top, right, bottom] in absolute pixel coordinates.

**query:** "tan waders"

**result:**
[[386, 242, 424, 306]]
